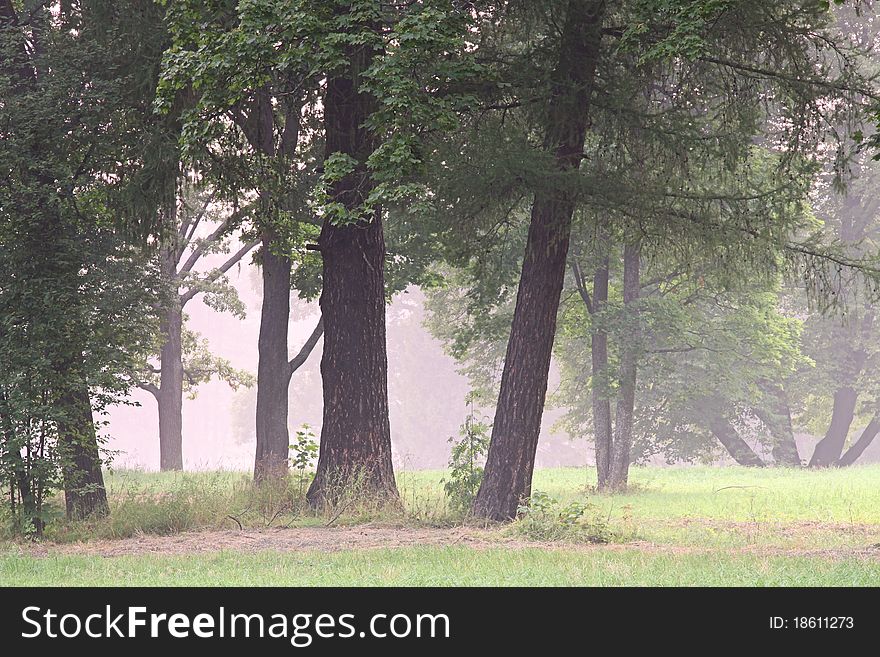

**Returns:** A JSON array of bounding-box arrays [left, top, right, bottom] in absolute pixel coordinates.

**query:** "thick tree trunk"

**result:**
[[838, 415, 880, 466], [473, 0, 606, 520], [754, 383, 801, 466], [809, 386, 859, 467], [609, 242, 640, 491], [254, 231, 293, 481], [306, 31, 397, 507], [57, 381, 108, 520], [708, 413, 766, 467], [157, 297, 184, 471], [592, 250, 613, 491]]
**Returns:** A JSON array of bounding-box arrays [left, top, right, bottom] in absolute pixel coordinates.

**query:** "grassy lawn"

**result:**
[[3, 546, 879, 586], [2, 465, 880, 586]]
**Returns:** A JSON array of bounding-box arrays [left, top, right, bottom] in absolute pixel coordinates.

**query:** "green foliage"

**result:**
[[289, 424, 319, 497], [0, 1, 170, 535], [442, 411, 491, 514], [181, 329, 255, 397], [514, 491, 611, 544]]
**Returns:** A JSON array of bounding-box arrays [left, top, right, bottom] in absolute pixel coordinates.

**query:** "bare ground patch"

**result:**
[[5, 521, 880, 561]]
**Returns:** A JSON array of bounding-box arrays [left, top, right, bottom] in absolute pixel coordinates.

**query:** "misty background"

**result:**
[[105, 247, 584, 471], [104, 249, 872, 472]]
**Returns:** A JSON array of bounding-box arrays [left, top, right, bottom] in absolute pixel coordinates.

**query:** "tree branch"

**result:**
[[570, 260, 593, 314], [180, 238, 260, 306], [137, 381, 160, 400], [698, 55, 880, 101], [838, 415, 880, 466], [288, 316, 324, 379], [177, 202, 255, 275]]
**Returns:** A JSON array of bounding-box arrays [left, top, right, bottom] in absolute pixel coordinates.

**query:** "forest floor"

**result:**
[[2, 465, 880, 585]]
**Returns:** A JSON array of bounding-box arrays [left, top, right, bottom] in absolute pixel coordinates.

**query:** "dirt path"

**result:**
[[8, 523, 880, 561]]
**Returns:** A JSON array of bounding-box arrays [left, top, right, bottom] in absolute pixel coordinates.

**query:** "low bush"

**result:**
[[512, 490, 611, 543]]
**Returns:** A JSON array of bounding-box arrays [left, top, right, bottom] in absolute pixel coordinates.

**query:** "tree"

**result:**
[[158, 0, 326, 481], [160, 0, 478, 497], [135, 186, 256, 470], [0, 0, 172, 526], [795, 156, 880, 467], [422, 2, 873, 518], [305, 5, 397, 505], [470, 0, 607, 520]]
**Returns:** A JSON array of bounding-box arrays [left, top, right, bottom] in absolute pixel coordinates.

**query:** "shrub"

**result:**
[[513, 490, 611, 543], [289, 424, 319, 498], [442, 411, 490, 515]]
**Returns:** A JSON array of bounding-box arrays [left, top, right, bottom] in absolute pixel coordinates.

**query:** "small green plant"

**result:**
[[514, 490, 611, 543], [290, 424, 319, 498], [442, 409, 491, 515]]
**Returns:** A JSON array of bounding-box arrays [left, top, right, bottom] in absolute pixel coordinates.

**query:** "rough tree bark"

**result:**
[[254, 230, 293, 481], [609, 242, 640, 491], [306, 28, 398, 507], [473, 0, 607, 520], [57, 380, 109, 519]]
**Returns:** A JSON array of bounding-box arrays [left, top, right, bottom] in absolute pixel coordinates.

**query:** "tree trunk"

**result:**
[[592, 250, 613, 491], [754, 383, 801, 466], [473, 0, 606, 521], [838, 415, 880, 466], [609, 242, 640, 491], [254, 231, 293, 481], [247, 83, 298, 483], [157, 295, 184, 471], [809, 386, 859, 467], [708, 413, 766, 467], [809, 313, 870, 467], [57, 381, 108, 519], [306, 30, 397, 507]]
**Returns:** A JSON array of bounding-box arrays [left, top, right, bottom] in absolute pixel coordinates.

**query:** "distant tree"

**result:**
[[158, 0, 326, 481], [134, 185, 256, 470]]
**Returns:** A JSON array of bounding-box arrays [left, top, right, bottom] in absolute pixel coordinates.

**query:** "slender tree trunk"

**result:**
[[809, 385, 859, 467], [708, 413, 766, 467], [609, 242, 640, 491], [838, 415, 880, 466], [157, 293, 184, 471], [307, 31, 397, 507], [754, 383, 801, 466], [474, 0, 606, 520], [247, 83, 297, 483], [592, 249, 612, 491], [254, 231, 293, 481], [57, 381, 108, 519]]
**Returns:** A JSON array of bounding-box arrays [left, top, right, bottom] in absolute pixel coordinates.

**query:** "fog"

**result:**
[[103, 243, 880, 473], [104, 251, 584, 472]]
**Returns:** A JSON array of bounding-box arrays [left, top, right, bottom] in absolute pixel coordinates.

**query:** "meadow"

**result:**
[[2, 465, 880, 586]]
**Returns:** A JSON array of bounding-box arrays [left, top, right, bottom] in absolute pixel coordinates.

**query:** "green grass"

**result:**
[[3, 465, 880, 586], [1, 546, 878, 586], [6, 464, 880, 547], [103, 462, 880, 524]]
